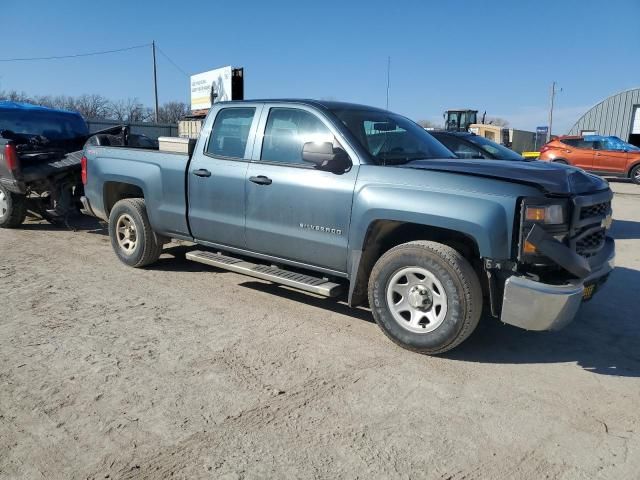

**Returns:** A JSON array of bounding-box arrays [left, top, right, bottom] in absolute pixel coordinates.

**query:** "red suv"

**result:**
[[539, 135, 640, 184]]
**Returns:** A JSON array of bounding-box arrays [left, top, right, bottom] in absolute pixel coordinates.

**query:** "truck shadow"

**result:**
[[610, 219, 640, 239], [446, 266, 640, 378], [21, 214, 108, 235], [238, 281, 374, 324]]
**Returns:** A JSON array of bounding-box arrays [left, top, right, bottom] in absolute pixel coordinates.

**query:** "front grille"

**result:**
[[575, 228, 606, 258], [569, 191, 612, 261], [579, 201, 610, 220]]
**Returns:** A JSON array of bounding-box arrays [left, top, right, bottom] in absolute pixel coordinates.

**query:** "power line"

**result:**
[[155, 45, 190, 78], [0, 43, 151, 62]]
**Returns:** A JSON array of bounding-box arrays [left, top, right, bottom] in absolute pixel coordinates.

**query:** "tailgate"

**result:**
[[20, 150, 83, 182]]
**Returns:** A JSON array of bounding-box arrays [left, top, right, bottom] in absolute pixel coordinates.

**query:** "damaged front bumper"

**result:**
[[500, 237, 615, 331]]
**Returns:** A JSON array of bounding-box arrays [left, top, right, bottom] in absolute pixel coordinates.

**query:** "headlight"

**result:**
[[519, 198, 569, 261], [524, 204, 565, 224]]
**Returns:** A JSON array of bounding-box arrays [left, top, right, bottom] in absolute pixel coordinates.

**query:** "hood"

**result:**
[[402, 158, 609, 195]]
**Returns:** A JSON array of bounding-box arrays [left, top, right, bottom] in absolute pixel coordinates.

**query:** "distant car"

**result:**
[[539, 135, 640, 185], [429, 131, 525, 161]]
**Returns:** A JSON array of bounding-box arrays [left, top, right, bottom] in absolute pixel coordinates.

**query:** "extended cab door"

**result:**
[[187, 104, 262, 247], [244, 105, 358, 273]]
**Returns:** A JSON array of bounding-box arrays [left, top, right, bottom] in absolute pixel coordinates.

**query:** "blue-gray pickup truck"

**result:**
[[81, 100, 615, 354]]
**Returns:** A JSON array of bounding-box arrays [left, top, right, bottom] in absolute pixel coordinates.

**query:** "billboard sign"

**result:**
[[190, 66, 233, 111]]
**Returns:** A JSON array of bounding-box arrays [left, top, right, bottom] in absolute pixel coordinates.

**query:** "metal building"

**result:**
[[568, 87, 640, 147]]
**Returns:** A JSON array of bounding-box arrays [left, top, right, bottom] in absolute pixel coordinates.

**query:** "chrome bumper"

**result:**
[[501, 241, 615, 331]]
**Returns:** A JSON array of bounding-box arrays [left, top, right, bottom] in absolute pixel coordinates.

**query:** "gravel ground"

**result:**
[[1, 181, 639, 480]]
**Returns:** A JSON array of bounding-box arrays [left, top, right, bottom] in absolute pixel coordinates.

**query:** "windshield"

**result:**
[[602, 136, 640, 152], [0, 110, 88, 140], [330, 108, 455, 165], [466, 134, 525, 161]]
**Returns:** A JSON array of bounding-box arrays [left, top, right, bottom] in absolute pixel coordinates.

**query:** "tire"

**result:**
[[0, 184, 27, 228], [630, 164, 640, 185], [108, 198, 165, 268], [368, 241, 483, 354], [552, 159, 568, 165]]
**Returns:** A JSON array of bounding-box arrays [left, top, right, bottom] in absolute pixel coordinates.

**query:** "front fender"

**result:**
[[349, 184, 515, 260]]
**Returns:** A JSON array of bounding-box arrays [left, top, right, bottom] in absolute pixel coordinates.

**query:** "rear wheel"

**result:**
[[368, 241, 483, 354], [0, 184, 27, 228], [631, 165, 640, 185], [553, 159, 568, 165], [108, 198, 166, 267]]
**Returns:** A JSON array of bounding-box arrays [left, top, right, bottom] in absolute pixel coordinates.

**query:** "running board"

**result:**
[[185, 250, 343, 297]]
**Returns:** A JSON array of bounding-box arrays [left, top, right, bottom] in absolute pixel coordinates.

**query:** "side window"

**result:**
[[261, 108, 333, 165], [206, 108, 256, 159], [563, 139, 594, 149]]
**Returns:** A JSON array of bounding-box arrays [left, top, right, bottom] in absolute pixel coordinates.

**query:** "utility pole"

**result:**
[[152, 41, 159, 122], [547, 81, 556, 142], [385, 56, 391, 110]]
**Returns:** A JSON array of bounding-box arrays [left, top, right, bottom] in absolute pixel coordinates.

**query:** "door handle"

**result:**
[[249, 175, 272, 185], [193, 169, 211, 177]]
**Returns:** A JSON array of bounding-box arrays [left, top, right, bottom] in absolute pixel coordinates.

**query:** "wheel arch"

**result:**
[[627, 160, 640, 177], [103, 181, 145, 217], [347, 219, 483, 307]]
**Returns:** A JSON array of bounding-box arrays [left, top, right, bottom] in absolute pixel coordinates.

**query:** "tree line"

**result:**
[[0, 90, 190, 124]]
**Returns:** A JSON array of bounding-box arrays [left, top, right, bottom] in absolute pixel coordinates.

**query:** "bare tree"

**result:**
[[108, 98, 151, 122], [73, 94, 110, 119], [0, 90, 32, 103], [157, 101, 189, 124], [1, 90, 184, 124], [417, 119, 440, 129], [485, 116, 510, 127]]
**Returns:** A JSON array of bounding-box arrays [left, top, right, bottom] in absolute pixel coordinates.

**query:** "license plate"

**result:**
[[583, 284, 596, 300]]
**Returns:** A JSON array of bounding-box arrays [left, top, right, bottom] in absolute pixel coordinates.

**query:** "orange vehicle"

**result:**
[[539, 135, 640, 185]]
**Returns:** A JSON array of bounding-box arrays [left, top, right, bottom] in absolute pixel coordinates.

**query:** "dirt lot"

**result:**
[[1, 182, 639, 480]]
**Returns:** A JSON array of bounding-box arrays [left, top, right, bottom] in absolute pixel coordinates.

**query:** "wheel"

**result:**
[[108, 198, 165, 267], [0, 184, 27, 228], [631, 165, 640, 185], [368, 241, 483, 354], [553, 159, 568, 165]]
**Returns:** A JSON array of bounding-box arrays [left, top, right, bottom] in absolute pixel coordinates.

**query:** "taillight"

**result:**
[[81, 155, 88, 185], [4, 144, 18, 171]]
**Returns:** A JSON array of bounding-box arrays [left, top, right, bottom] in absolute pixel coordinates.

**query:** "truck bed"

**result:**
[[83, 146, 191, 237]]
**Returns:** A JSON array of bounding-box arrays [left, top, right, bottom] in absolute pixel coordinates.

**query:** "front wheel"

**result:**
[[368, 241, 483, 354], [0, 184, 27, 228], [631, 165, 640, 185], [108, 198, 165, 268]]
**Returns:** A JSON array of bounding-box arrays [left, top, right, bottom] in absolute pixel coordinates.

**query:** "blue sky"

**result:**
[[2, 0, 639, 133]]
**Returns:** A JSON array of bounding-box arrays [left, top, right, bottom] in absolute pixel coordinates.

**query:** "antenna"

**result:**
[[152, 41, 159, 122], [385, 56, 391, 110]]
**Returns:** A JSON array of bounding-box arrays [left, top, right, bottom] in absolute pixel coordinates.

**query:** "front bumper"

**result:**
[[500, 237, 615, 331]]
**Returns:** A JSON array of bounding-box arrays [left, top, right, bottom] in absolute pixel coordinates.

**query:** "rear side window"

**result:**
[[261, 108, 333, 165], [206, 108, 255, 159], [562, 138, 594, 149]]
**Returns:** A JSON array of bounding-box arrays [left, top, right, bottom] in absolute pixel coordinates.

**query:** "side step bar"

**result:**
[[185, 250, 343, 297]]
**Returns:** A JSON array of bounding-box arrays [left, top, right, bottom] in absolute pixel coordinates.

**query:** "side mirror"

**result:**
[[302, 142, 351, 172]]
